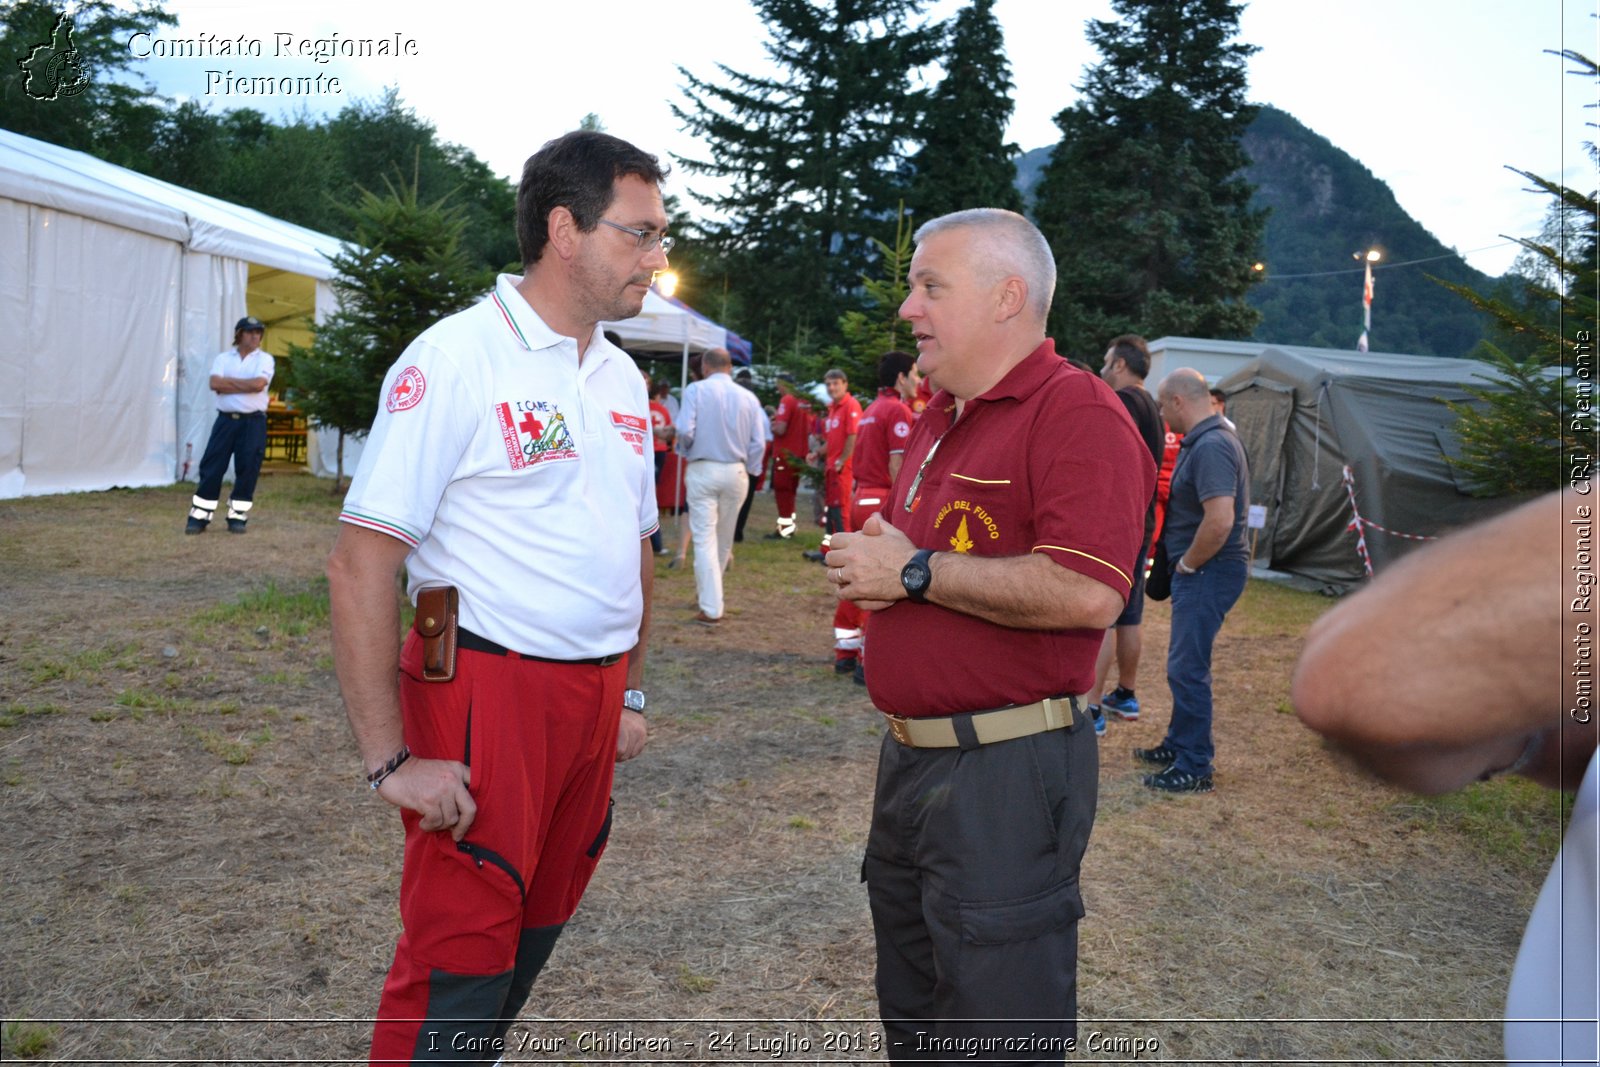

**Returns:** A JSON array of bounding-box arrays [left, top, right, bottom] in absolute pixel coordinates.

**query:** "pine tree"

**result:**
[[1439, 50, 1599, 497], [672, 0, 940, 350], [906, 0, 1022, 220], [831, 205, 916, 386], [1031, 0, 1265, 358], [292, 177, 496, 488]]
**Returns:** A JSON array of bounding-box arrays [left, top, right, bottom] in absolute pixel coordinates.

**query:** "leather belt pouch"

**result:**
[[415, 585, 458, 682]]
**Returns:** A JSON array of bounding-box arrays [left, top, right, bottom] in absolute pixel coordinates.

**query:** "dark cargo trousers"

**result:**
[[863, 707, 1097, 1065]]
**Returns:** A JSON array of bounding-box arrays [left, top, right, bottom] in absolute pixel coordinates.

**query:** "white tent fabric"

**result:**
[[602, 289, 725, 355], [0, 128, 341, 499]]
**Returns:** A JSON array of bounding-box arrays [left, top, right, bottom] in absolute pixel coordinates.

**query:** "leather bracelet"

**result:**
[[366, 745, 411, 790]]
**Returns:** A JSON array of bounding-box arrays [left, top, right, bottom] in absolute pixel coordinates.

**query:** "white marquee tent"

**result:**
[[0, 128, 341, 499]]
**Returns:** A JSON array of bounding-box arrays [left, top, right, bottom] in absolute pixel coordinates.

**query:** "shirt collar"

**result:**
[[490, 274, 624, 376], [1182, 413, 1224, 444], [925, 338, 1062, 418]]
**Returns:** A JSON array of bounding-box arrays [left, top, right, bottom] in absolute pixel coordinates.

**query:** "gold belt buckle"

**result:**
[[886, 715, 913, 746]]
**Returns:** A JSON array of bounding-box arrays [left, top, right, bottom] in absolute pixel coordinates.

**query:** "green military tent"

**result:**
[[1213, 344, 1521, 591]]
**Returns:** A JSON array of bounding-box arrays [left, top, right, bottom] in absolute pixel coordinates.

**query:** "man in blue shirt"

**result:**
[[675, 347, 767, 624], [1138, 368, 1250, 792]]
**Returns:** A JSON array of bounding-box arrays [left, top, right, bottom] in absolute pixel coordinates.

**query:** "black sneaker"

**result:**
[[227, 519, 247, 534], [1143, 765, 1213, 793], [802, 549, 826, 563], [763, 531, 791, 540], [834, 656, 858, 675], [185, 518, 207, 535], [852, 660, 866, 686], [1132, 744, 1178, 766]]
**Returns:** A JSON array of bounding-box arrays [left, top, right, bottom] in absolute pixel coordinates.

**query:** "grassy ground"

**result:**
[[0, 472, 1568, 1063]]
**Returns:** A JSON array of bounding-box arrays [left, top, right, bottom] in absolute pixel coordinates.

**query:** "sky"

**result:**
[[128, 0, 1600, 279]]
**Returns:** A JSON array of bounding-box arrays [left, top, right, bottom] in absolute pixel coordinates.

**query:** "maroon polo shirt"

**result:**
[[866, 340, 1155, 717], [853, 389, 915, 491]]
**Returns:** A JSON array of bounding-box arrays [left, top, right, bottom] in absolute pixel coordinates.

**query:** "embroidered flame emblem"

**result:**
[[949, 515, 975, 553]]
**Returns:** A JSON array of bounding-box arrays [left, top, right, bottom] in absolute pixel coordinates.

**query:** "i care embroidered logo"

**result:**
[[17, 11, 89, 101], [496, 401, 577, 470]]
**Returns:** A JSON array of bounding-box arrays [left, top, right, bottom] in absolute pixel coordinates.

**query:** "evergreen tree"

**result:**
[[1032, 0, 1265, 358], [1440, 52, 1599, 498], [673, 0, 940, 349], [906, 0, 1022, 220], [828, 204, 915, 388], [292, 178, 496, 488]]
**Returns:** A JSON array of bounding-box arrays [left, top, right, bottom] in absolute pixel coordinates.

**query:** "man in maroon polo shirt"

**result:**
[[826, 208, 1154, 1062]]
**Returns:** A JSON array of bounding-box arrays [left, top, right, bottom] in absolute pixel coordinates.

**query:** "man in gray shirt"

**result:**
[[675, 347, 767, 624]]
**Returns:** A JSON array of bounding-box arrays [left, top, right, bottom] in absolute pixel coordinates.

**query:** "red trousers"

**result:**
[[370, 632, 623, 1064], [828, 487, 885, 659], [772, 463, 801, 519]]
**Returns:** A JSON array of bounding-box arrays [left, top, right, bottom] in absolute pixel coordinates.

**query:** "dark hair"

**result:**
[[1105, 334, 1151, 379], [877, 350, 917, 389], [823, 368, 848, 382], [516, 131, 668, 268], [1209, 387, 1227, 406], [1066, 357, 1095, 374]]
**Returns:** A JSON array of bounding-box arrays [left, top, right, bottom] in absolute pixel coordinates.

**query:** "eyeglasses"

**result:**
[[597, 218, 674, 254]]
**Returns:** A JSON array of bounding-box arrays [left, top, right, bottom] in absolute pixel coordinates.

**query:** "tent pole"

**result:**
[[674, 328, 690, 544]]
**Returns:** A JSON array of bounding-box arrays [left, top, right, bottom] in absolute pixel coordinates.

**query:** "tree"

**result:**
[[324, 89, 518, 271], [673, 0, 940, 349], [1, 0, 174, 153], [906, 0, 1022, 220], [824, 203, 915, 388], [1440, 50, 1599, 497], [292, 177, 496, 488], [1031, 0, 1265, 358]]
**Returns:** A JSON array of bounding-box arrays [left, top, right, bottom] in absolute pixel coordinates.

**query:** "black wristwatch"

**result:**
[[900, 549, 936, 604], [623, 689, 646, 715]]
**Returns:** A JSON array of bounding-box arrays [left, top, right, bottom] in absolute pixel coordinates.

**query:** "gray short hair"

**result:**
[[913, 209, 1057, 321]]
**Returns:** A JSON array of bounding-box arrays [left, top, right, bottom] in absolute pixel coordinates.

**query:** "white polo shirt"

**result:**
[[211, 347, 275, 414], [341, 274, 658, 659]]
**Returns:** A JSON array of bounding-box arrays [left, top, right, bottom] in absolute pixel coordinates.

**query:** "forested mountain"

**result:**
[[1018, 105, 1496, 356]]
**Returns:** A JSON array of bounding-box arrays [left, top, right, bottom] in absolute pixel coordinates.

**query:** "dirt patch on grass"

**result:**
[[0, 474, 1561, 1062]]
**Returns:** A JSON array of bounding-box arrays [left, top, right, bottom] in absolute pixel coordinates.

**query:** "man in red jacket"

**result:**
[[845, 351, 920, 683], [764, 375, 813, 540]]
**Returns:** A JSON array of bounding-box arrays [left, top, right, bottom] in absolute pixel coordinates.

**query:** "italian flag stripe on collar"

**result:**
[[491, 290, 533, 351]]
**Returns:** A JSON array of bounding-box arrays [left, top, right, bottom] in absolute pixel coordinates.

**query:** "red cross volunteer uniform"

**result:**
[[340, 273, 657, 1061]]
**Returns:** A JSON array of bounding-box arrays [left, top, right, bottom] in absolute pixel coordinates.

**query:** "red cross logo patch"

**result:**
[[386, 366, 426, 413]]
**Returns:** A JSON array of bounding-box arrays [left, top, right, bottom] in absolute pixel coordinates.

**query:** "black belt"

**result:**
[[221, 411, 267, 420], [457, 626, 624, 667]]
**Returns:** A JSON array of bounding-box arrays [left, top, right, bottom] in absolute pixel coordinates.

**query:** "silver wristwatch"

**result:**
[[623, 689, 647, 715]]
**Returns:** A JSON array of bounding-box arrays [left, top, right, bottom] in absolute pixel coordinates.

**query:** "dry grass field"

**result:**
[[0, 472, 1568, 1064]]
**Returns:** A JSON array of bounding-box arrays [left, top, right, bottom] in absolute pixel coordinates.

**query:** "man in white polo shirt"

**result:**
[[327, 130, 668, 1063], [185, 315, 274, 534], [674, 346, 767, 625]]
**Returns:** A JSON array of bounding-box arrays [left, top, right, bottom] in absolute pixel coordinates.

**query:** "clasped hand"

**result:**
[[825, 514, 916, 612]]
